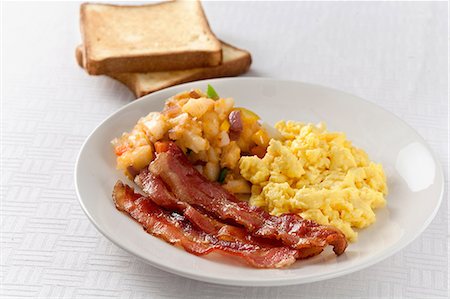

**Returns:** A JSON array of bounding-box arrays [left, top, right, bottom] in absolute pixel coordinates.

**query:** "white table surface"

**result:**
[[1, 1, 448, 298]]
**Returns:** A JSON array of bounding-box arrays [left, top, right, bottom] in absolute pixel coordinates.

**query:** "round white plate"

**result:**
[[75, 78, 444, 286]]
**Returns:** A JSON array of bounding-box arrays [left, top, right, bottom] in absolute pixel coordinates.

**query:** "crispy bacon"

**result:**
[[113, 181, 300, 268], [150, 142, 348, 255], [135, 170, 324, 260]]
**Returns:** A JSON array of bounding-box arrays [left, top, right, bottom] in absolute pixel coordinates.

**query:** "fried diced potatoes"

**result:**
[[223, 179, 251, 194], [204, 162, 220, 181], [117, 145, 153, 174], [112, 88, 269, 189], [214, 98, 234, 120], [139, 112, 168, 142], [182, 98, 215, 119], [221, 141, 241, 169], [201, 111, 220, 139]]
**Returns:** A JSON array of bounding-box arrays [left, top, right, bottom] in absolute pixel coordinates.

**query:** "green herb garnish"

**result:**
[[206, 84, 219, 100], [217, 168, 228, 183]]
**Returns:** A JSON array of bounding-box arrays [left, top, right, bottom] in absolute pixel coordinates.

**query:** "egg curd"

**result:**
[[239, 121, 388, 242]]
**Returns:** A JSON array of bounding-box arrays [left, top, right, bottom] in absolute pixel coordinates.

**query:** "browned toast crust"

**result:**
[[80, 1, 222, 75], [75, 42, 251, 98]]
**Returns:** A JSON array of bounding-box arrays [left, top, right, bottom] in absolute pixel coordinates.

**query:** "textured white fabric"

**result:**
[[1, 1, 448, 298]]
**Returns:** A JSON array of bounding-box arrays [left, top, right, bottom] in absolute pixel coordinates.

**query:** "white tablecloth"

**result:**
[[2, 1, 448, 298]]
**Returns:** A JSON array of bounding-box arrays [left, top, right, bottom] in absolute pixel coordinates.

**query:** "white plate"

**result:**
[[75, 78, 444, 286]]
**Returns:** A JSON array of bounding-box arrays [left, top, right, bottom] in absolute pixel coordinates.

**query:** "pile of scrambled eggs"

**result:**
[[239, 121, 388, 242]]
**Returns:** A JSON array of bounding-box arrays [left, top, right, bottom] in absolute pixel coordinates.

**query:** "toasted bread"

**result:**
[[80, 0, 222, 75], [76, 42, 251, 98]]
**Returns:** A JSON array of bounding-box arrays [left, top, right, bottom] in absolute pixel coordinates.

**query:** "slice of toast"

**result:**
[[80, 0, 222, 75], [76, 42, 251, 98]]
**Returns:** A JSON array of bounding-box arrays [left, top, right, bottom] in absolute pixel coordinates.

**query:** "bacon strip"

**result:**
[[149, 142, 348, 255], [113, 181, 300, 268], [135, 170, 265, 243], [135, 170, 324, 260]]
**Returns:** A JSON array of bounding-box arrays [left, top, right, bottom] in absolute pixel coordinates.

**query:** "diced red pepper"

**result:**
[[250, 145, 267, 158], [154, 141, 170, 153], [115, 145, 129, 156]]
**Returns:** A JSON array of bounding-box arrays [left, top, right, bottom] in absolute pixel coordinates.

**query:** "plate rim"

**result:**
[[74, 77, 445, 286]]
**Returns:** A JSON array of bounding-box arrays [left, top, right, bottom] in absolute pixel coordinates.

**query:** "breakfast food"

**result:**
[[142, 142, 347, 254], [77, 1, 252, 96], [134, 168, 326, 261], [110, 87, 389, 268], [239, 122, 388, 241], [111, 86, 269, 194], [80, 1, 221, 75], [113, 181, 301, 268], [112, 141, 348, 268], [75, 42, 252, 98]]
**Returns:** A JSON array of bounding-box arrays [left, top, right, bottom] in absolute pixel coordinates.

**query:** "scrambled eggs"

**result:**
[[239, 121, 388, 242]]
